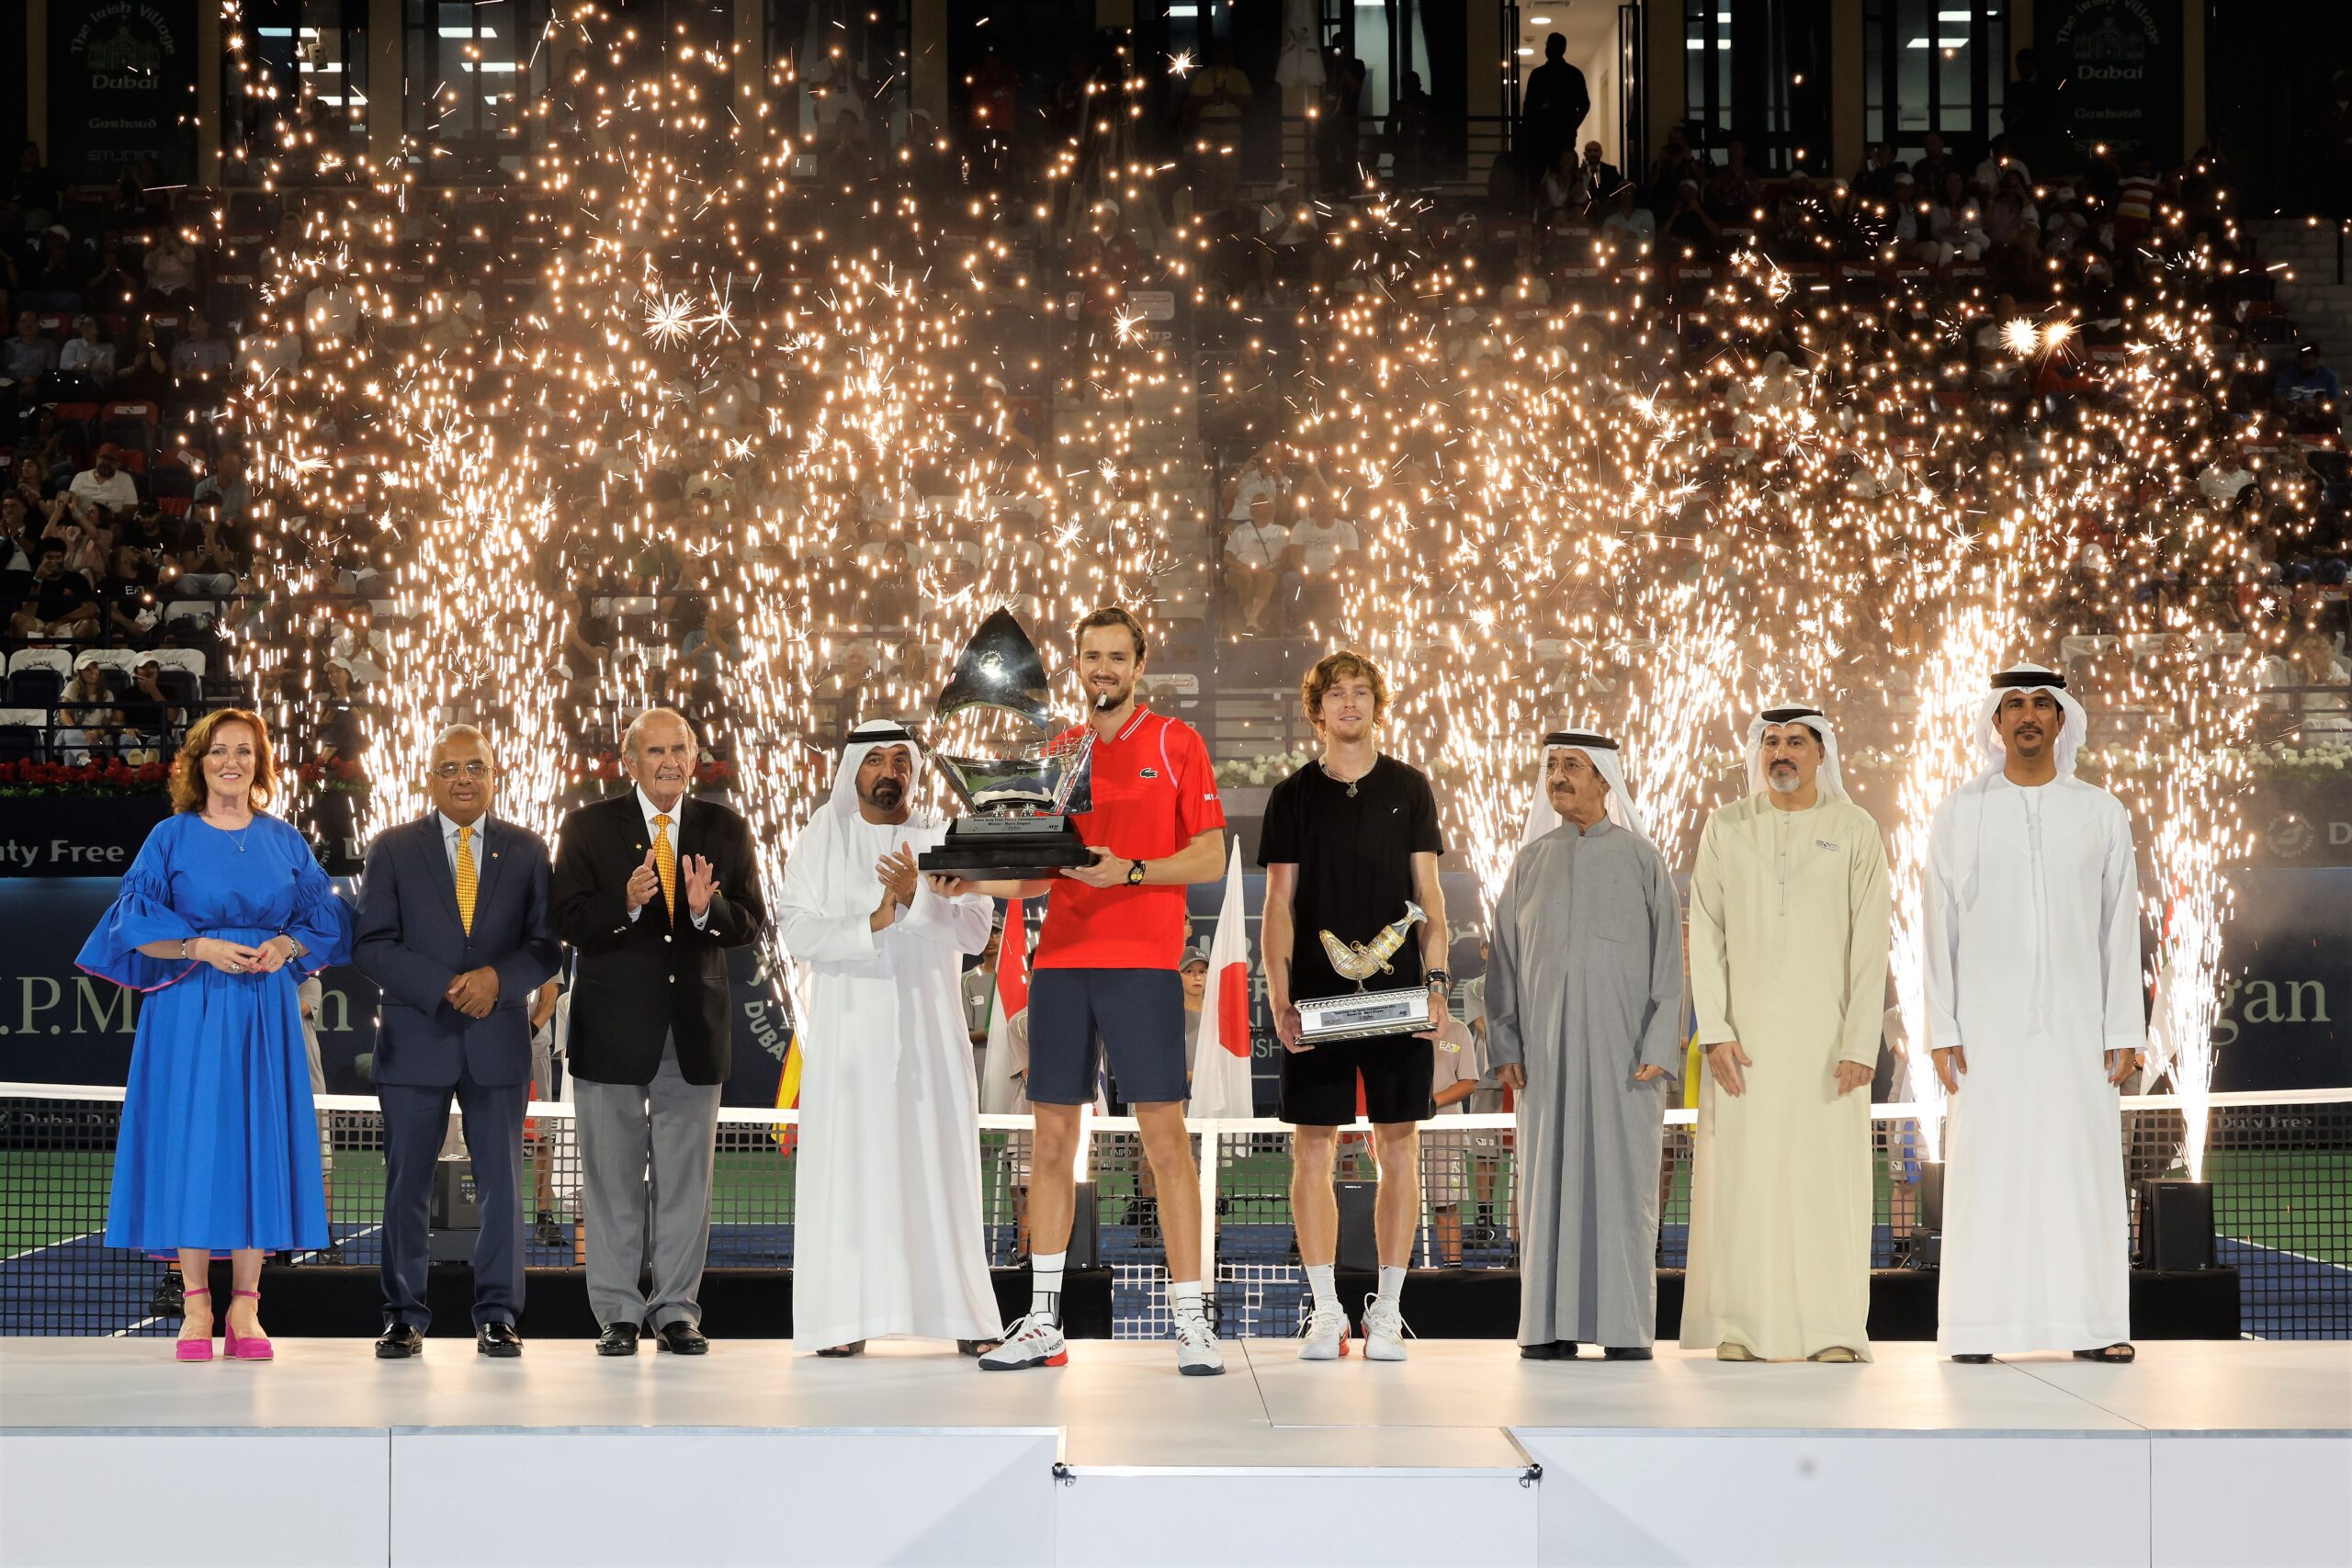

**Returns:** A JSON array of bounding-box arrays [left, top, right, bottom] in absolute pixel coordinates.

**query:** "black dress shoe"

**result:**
[[1520, 1341, 1570, 1360], [1951, 1353, 1993, 1364], [596, 1322, 640, 1357], [1602, 1345, 1653, 1360], [815, 1340, 865, 1358], [376, 1324, 424, 1359], [654, 1321, 708, 1355], [534, 1213, 566, 1247], [477, 1322, 523, 1358], [151, 1272, 186, 1318]]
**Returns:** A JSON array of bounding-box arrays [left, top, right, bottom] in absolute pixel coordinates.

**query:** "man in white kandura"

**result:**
[[779, 721, 1005, 1359], [1684, 704, 1891, 1363], [1928, 663, 2141, 1366], [1487, 728, 1685, 1361]]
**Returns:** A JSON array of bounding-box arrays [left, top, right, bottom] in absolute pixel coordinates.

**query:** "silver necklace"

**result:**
[[207, 811, 254, 852], [1318, 758, 1369, 798]]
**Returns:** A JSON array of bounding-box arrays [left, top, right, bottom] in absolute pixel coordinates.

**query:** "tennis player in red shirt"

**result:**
[[940, 607, 1230, 1375]]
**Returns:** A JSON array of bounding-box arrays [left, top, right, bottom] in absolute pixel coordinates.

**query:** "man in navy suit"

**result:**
[[356, 724, 561, 1358]]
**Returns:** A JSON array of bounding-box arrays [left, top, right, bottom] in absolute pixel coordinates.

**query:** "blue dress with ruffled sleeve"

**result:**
[[77, 811, 355, 1256]]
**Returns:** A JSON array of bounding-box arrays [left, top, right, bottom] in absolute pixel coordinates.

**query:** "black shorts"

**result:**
[[1278, 1032, 1435, 1126], [1026, 968, 1190, 1107]]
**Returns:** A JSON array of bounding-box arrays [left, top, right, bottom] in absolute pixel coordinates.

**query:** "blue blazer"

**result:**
[[354, 814, 562, 1089]]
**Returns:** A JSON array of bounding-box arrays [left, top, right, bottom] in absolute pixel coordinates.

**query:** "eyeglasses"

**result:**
[[431, 761, 491, 779]]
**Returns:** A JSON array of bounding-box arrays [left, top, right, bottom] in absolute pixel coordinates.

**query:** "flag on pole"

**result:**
[[979, 898, 1032, 1114], [1189, 842, 1255, 1119]]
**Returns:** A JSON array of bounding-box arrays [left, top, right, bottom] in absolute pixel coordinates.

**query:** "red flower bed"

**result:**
[[0, 759, 174, 796]]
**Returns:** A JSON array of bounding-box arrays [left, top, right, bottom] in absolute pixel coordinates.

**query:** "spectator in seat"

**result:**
[[1663, 179, 1722, 257], [143, 231, 199, 304], [1538, 147, 1586, 222], [2261, 628, 2352, 740], [2112, 153, 2158, 251], [1577, 141, 1623, 202], [1852, 142, 1905, 208], [192, 451, 252, 533], [2274, 344, 2343, 434], [59, 314, 116, 379], [82, 239, 141, 312], [1599, 182, 1656, 253], [111, 319, 172, 400], [2199, 449, 2257, 507], [1705, 137, 1761, 219], [120, 655, 185, 744], [68, 446, 140, 525], [56, 654, 121, 762], [1984, 168, 2040, 249], [11, 141, 62, 229], [96, 543, 160, 638], [26, 546, 100, 637], [304, 276, 362, 345], [4, 310, 57, 401], [1222, 492, 1289, 637], [1282, 493, 1360, 629], [169, 309, 234, 383]]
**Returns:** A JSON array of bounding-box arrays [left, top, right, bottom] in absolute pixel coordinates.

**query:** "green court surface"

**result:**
[[6, 1145, 2345, 1264]]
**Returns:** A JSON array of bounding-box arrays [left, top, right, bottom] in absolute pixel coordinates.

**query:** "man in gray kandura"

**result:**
[[1486, 728, 1684, 1361]]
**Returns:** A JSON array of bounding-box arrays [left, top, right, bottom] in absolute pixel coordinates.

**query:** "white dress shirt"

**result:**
[[438, 810, 491, 878], [628, 787, 711, 929]]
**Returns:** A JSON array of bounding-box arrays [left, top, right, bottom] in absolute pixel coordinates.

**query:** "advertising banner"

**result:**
[[45, 0, 198, 185]]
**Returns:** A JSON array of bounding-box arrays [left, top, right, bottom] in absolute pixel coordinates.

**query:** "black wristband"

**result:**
[[1425, 968, 1452, 989]]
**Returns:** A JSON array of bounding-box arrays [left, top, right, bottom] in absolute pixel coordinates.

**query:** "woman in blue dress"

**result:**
[[77, 707, 353, 1361]]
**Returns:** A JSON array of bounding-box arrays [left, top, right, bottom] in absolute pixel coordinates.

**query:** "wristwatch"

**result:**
[[1125, 859, 1148, 886], [1425, 968, 1452, 990]]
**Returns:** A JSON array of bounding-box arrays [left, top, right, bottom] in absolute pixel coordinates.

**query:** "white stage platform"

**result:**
[[4, 1337, 2346, 1568]]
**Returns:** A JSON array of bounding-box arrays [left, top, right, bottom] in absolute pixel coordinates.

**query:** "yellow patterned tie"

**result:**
[[454, 825, 478, 935], [652, 814, 677, 919]]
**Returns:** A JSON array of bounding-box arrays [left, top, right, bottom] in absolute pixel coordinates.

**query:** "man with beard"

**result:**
[[1486, 729, 1683, 1361], [553, 708, 766, 1357], [1261, 650, 1448, 1361], [1928, 664, 2141, 1365], [939, 607, 1229, 1375], [780, 722, 1005, 1359], [1683, 705, 1890, 1362]]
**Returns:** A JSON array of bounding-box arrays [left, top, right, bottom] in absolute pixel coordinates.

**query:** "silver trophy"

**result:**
[[916, 607, 1098, 881], [1295, 901, 1440, 1043]]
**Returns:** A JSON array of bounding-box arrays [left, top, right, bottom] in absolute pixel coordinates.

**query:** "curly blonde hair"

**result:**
[[1301, 649, 1389, 728], [168, 708, 278, 814]]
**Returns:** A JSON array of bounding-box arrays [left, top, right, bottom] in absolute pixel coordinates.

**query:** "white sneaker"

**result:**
[[1174, 1313, 1225, 1376], [978, 1313, 1066, 1371], [1362, 1294, 1409, 1361], [1297, 1303, 1351, 1360]]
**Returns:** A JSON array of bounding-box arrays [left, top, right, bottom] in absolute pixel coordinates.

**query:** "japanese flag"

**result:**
[[1188, 842, 1256, 1119]]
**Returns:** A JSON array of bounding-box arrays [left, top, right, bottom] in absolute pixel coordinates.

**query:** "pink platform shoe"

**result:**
[[221, 1289, 273, 1361], [175, 1284, 214, 1362]]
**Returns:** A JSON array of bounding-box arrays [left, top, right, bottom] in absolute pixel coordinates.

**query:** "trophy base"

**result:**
[[918, 820, 1095, 883], [1296, 987, 1435, 1044]]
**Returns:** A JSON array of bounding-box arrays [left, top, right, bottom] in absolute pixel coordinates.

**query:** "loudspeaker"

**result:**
[[2137, 1179, 2216, 1271]]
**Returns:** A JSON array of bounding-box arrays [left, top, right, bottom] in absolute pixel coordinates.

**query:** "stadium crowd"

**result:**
[[2, 33, 2349, 847]]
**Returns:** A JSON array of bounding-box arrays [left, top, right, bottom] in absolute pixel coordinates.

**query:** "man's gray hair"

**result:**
[[429, 723, 496, 767], [622, 706, 697, 761]]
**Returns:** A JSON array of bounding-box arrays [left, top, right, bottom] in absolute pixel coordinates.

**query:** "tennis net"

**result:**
[[2, 1084, 2343, 1339]]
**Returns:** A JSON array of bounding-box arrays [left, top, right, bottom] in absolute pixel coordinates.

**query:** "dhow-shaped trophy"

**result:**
[[916, 607, 1098, 880], [1295, 901, 1440, 1043]]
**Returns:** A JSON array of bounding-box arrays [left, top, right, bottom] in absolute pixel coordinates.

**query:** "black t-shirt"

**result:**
[[1257, 754, 1445, 1002]]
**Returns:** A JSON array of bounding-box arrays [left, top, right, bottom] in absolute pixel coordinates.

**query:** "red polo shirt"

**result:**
[[1033, 705, 1225, 971]]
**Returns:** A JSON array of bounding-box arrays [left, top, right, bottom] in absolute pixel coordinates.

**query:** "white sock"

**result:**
[[1031, 1251, 1067, 1325], [1306, 1264, 1340, 1313], [1170, 1280, 1206, 1323], [1376, 1265, 1407, 1309]]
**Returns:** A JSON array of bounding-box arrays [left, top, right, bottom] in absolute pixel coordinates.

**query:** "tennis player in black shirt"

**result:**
[[1259, 650, 1450, 1363]]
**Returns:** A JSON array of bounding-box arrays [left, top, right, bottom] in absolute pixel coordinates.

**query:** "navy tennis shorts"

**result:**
[[1025, 968, 1189, 1107]]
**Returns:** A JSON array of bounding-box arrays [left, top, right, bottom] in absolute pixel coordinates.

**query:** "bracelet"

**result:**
[[180, 937, 194, 960]]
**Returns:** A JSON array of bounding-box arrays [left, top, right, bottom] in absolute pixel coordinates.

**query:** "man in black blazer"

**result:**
[[355, 725, 561, 1359], [552, 707, 766, 1356]]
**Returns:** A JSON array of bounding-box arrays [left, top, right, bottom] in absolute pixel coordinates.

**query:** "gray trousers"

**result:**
[[574, 1035, 722, 1332]]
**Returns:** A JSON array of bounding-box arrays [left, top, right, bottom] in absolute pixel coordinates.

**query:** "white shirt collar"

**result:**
[[636, 787, 687, 836], [438, 810, 491, 842]]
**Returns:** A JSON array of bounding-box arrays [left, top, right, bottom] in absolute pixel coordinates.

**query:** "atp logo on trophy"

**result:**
[[916, 607, 1098, 880]]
